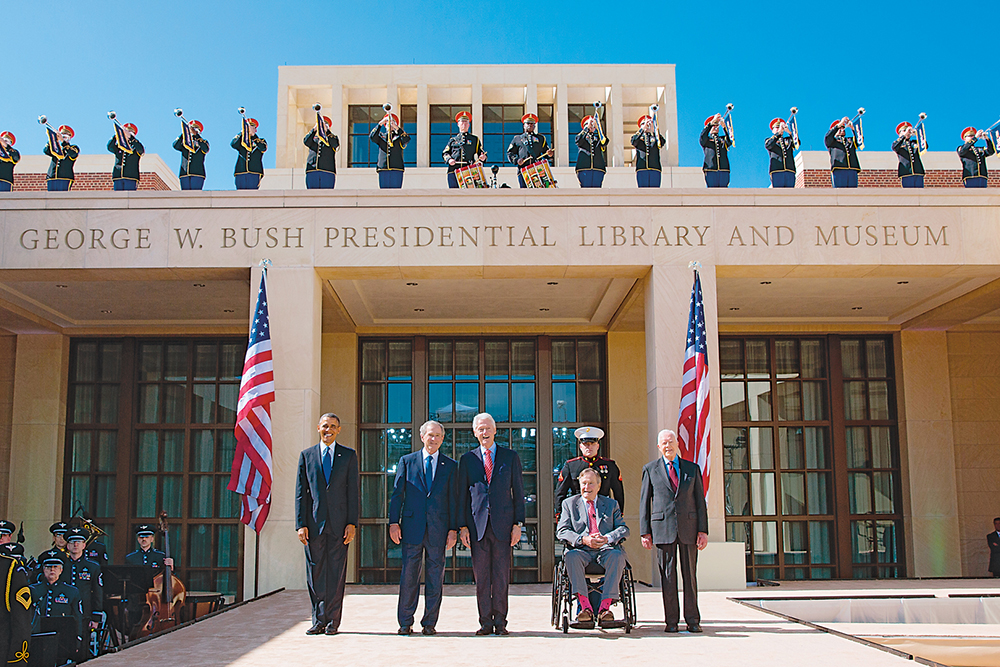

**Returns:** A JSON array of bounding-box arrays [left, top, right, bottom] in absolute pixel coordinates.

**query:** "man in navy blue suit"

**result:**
[[295, 413, 359, 636], [388, 420, 459, 636], [458, 413, 525, 636]]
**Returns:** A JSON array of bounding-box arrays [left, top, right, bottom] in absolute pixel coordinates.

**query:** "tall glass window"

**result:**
[[483, 104, 525, 167], [65, 339, 244, 598], [429, 104, 472, 167], [721, 336, 902, 582]]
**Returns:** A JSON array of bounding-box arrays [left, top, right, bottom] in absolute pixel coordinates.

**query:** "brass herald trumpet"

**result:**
[[38, 115, 48, 126], [383, 103, 392, 113], [593, 100, 603, 109], [649, 104, 659, 114], [238, 107, 246, 117], [313, 103, 322, 112], [107, 110, 117, 120], [174, 108, 184, 117]]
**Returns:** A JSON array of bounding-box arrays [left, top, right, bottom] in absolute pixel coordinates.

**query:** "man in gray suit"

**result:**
[[640, 428, 708, 633], [295, 413, 359, 636], [556, 468, 629, 625]]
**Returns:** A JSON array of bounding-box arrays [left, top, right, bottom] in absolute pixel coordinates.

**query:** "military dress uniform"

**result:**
[[700, 120, 732, 188], [554, 456, 625, 517], [30, 551, 83, 663], [369, 116, 410, 189], [631, 119, 666, 188], [507, 115, 551, 188], [958, 127, 995, 189], [443, 115, 484, 188], [825, 122, 861, 188], [892, 123, 925, 188], [64, 529, 103, 631], [765, 119, 796, 188], [0, 132, 20, 192], [575, 118, 608, 188], [43, 127, 80, 192], [125, 524, 167, 574], [0, 552, 31, 664], [83, 540, 108, 567], [173, 121, 210, 190], [304, 121, 339, 190], [231, 119, 267, 190], [107, 124, 145, 191]]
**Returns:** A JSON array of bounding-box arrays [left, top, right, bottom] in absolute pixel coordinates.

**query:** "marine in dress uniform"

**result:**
[[173, 120, 210, 190], [0, 550, 32, 664], [108, 123, 145, 191], [765, 118, 796, 188], [63, 529, 103, 635], [442, 111, 486, 189], [0, 132, 20, 192], [43, 126, 80, 192], [958, 126, 995, 189], [231, 118, 267, 190], [507, 113, 553, 188], [554, 426, 625, 517], [125, 524, 171, 573], [304, 115, 339, 190], [369, 112, 410, 189], [892, 122, 925, 188], [0, 520, 15, 546], [700, 114, 732, 188], [29, 551, 84, 664], [631, 115, 666, 188], [575, 116, 608, 188], [825, 117, 861, 188]]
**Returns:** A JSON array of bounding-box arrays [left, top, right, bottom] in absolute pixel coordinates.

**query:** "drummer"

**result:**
[[575, 115, 608, 188], [554, 426, 625, 518], [507, 113, 553, 188], [443, 111, 487, 189]]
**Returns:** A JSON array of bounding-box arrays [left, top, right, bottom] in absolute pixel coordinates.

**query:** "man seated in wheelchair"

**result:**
[[556, 468, 629, 625]]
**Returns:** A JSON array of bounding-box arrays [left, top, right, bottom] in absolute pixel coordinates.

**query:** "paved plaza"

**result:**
[[87, 580, 1000, 667]]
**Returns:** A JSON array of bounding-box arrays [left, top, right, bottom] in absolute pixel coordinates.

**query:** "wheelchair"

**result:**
[[551, 549, 636, 633]]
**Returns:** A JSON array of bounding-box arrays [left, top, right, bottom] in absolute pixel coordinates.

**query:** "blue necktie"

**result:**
[[323, 447, 332, 484], [425, 455, 434, 495]]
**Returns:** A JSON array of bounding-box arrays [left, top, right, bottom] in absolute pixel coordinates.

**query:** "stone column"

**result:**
[[555, 83, 568, 168], [417, 84, 429, 168], [898, 330, 962, 576], [473, 83, 484, 140], [610, 83, 624, 168], [8, 334, 68, 552], [247, 266, 323, 594]]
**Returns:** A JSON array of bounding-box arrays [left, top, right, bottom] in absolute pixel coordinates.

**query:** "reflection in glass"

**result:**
[[217, 478, 240, 518], [720, 339, 744, 378], [873, 472, 895, 514], [191, 476, 213, 518], [95, 477, 115, 517], [751, 473, 775, 515], [804, 428, 828, 469], [783, 521, 807, 564], [723, 428, 748, 471], [485, 342, 509, 380], [511, 383, 535, 422], [99, 385, 119, 423], [386, 429, 412, 474], [776, 340, 799, 378], [189, 524, 212, 567], [513, 523, 538, 568], [849, 472, 872, 514], [747, 382, 772, 421], [165, 344, 187, 381], [137, 431, 158, 472], [163, 432, 184, 472], [194, 344, 217, 380], [163, 385, 185, 423], [802, 382, 827, 420], [552, 383, 576, 422], [746, 340, 769, 378], [844, 381, 867, 420], [841, 340, 863, 378], [752, 522, 777, 564], [866, 340, 888, 378], [221, 343, 243, 381], [807, 472, 831, 515], [72, 432, 90, 472], [217, 431, 236, 473], [851, 520, 875, 563], [552, 341, 575, 379], [361, 384, 383, 423], [140, 343, 162, 381], [388, 341, 412, 380], [485, 383, 509, 422], [362, 341, 386, 381], [387, 383, 412, 423], [779, 427, 804, 469], [522, 475, 537, 518], [98, 432, 117, 471], [577, 340, 601, 379], [724, 473, 749, 516], [218, 384, 238, 424], [191, 431, 214, 472], [780, 473, 805, 515], [871, 427, 894, 468], [428, 384, 451, 422], [876, 520, 900, 563], [75, 343, 98, 382], [73, 386, 95, 424], [552, 428, 577, 485], [135, 476, 156, 516], [217, 525, 238, 567], [511, 341, 535, 379], [138, 386, 159, 423], [511, 428, 536, 472], [360, 476, 385, 518], [800, 340, 825, 378], [868, 381, 889, 420], [578, 383, 602, 422], [809, 521, 834, 564], [749, 428, 773, 470], [162, 477, 182, 517], [454, 383, 478, 422], [359, 525, 384, 568], [845, 427, 869, 468], [360, 430, 386, 473], [721, 382, 747, 421], [69, 477, 89, 518], [192, 384, 216, 423], [455, 341, 478, 380]]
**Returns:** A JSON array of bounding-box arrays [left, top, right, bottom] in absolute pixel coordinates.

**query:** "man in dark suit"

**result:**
[[989, 518, 1000, 578], [556, 468, 629, 626], [640, 428, 708, 634], [388, 420, 459, 635], [458, 413, 525, 636], [295, 413, 359, 636]]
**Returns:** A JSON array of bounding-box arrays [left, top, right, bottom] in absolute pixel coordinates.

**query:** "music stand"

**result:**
[[102, 565, 154, 644], [37, 617, 77, 666], [27, 631, 58, 667]]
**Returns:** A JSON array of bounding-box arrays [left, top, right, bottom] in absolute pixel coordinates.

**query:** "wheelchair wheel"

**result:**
[[621, 564, 636, 632], [561, 615, 569, 634], [550, 564, 561, 627]]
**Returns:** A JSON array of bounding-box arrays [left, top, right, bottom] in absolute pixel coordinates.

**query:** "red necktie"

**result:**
[[668, 459, 679, 489], [484, 448, 493, 485], [587, 500, 598, 534]]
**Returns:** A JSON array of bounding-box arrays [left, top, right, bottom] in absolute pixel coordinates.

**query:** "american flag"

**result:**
[[46, 127, 65, 159], [228, 271, 275, 532], [677, 269, 711, 498]]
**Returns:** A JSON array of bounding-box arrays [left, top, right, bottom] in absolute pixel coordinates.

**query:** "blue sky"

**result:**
[[3, 0, 997, 189]]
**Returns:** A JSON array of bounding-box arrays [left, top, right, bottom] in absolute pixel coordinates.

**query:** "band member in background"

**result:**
[[575, 115, 607, 188], [108, 122, 144, 191], [30, 551, 83, 664], [304, 115, 338, 189], [231, 118, 267, 190], [43, 126, 79, 192], [125, 524, 173, 573], [0, 522, 14, 546], [765, 118, 796, 188], [892, 122, 925, 188], [507, 113, 553, 188], [369, 112, 410, 189], [173, 120, 210, 190], [443, 111, 486, 189], [700, 114, 731, 188], [0, 132, 20, 192], [958, 126, 995, 188], [631, 115, 666, 188], [49, 522, 70, 555], [554, 426, 625, 517], [63, 529, 102, 639], [825, 117, 861, 188]]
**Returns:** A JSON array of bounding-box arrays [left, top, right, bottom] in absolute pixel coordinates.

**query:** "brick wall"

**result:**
[[11, 172, 170, 191], [796, 169, 1000, 188]]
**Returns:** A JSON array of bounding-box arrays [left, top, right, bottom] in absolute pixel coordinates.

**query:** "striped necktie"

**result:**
[[484, 448, 493, 485]]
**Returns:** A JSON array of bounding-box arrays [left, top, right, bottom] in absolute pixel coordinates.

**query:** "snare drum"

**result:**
[[455, 163, 488, 188], [519, 160, 557, 188]]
